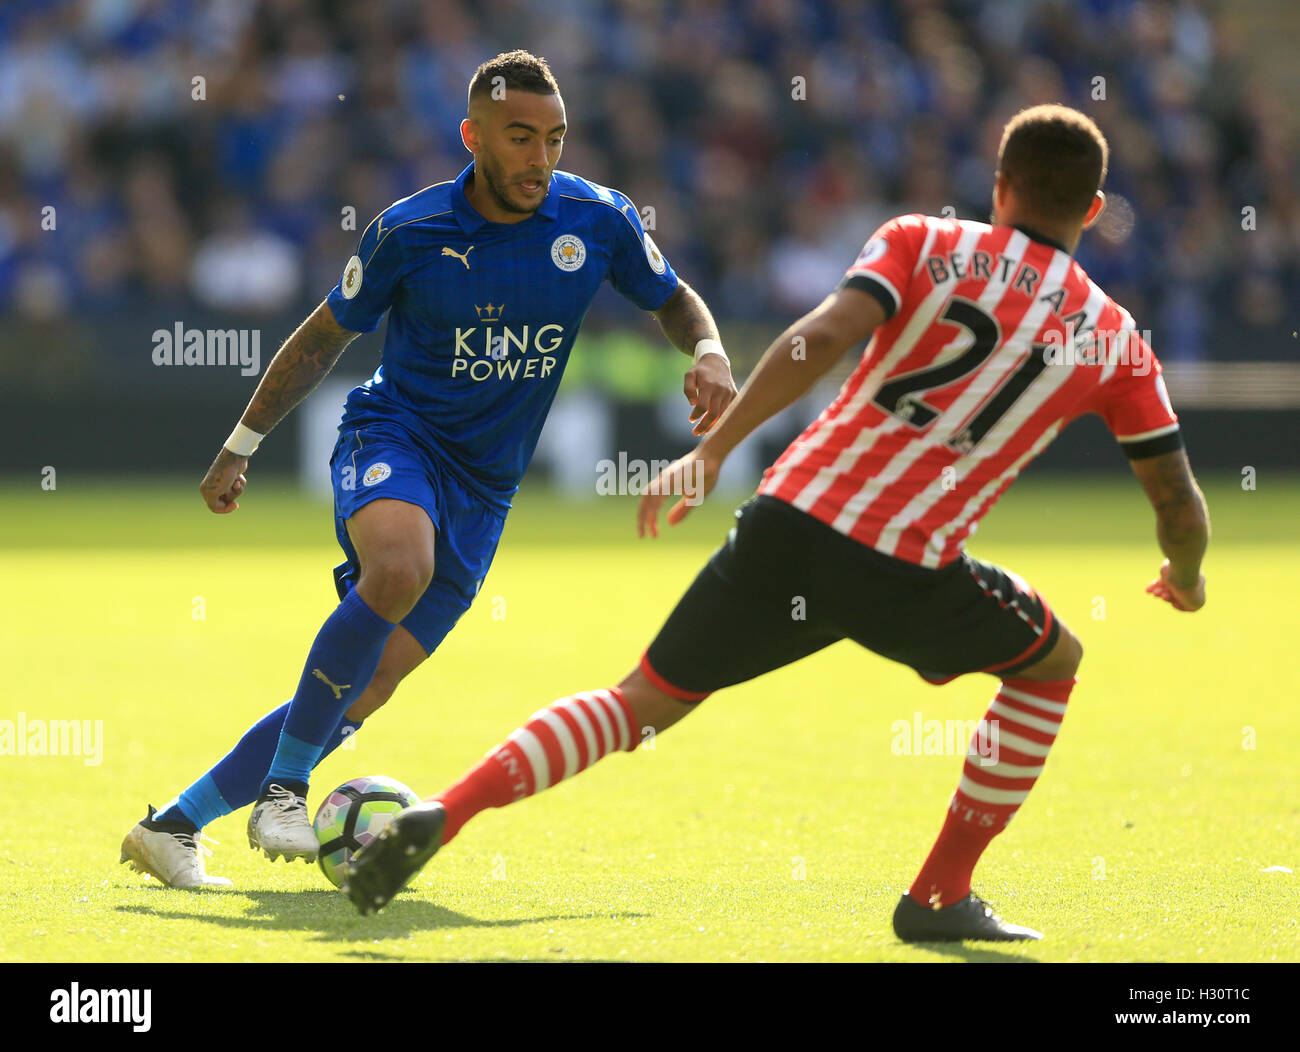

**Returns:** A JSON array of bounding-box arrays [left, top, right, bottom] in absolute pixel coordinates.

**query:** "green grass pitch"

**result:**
[[2, 473, 1296, 962]]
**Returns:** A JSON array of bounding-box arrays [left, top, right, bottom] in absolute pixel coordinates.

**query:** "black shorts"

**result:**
[[641, 496, 1060, 700]]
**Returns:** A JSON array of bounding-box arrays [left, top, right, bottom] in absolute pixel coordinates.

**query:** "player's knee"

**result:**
[[1022, 626, 1082, 681], [345, 628, 428, 720], [357, 556, 433, 620], [616, 667, 701, 738], [346, 676, 398, 721], [1055, 627, 1083, 677]]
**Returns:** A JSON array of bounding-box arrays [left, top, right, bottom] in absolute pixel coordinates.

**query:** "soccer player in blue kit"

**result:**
[[120, 51, 737, 887]]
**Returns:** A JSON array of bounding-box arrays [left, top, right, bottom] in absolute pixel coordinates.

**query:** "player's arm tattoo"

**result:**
[[651, 282, 720, 355], [238, 301, 359, 434], [1148, 451, 1199, 515], [1131, 448, 1210, 580]]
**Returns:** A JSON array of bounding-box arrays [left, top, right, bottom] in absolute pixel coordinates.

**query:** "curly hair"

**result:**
[[468, 49, 560, 110]]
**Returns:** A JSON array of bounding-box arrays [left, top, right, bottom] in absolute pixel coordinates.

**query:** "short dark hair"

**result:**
[[997, 104, 1109, 221], [468, 50, 559, 109]]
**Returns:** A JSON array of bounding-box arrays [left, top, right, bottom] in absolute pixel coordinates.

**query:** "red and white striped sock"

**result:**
[[433, 688, 639, 843], [908, 677, 1075, 909]]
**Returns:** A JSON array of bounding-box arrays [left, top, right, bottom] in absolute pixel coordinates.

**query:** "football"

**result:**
[[313, 775, 421, 888]]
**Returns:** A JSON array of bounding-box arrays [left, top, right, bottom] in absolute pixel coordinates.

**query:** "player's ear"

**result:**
[[992, 171, 1011, 214], [460, 117, 478, 155], [1082, 191, 1106, 229]]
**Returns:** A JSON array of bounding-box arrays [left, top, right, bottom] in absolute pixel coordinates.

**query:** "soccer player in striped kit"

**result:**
[[345, 105, 1210, 942], [119, 51, 737, 888]]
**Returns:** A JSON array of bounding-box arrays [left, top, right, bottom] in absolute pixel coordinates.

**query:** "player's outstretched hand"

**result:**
[[1145, 558, 1205, 612], [638, 448, 720, 538], [683, 354, 738, 436], [200, 447, 248, 514]]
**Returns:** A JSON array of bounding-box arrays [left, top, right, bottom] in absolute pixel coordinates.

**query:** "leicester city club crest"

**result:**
[[550, 234, 586, 272]]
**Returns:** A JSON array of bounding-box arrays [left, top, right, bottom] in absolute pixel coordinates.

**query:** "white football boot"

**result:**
[[247, 783, 319, 862], [120, 806, 234, 888]]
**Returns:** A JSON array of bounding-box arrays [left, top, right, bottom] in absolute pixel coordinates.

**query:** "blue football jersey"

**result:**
[[326, 162, 679, 508]]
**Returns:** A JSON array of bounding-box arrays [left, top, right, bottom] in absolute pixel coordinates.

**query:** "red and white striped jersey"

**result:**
[[759, 214, 1182, 568]]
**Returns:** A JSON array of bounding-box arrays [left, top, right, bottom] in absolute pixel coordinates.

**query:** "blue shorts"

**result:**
[[329, 421, 506, 656]]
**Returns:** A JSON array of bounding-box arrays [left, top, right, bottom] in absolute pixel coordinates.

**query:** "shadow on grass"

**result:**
[[114, 888, 649, 944], [903, 941, 1039, 963], [339, 951, 631, 962]]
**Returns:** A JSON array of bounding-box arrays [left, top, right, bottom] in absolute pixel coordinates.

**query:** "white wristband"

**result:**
[[693, 338, 729, 366], [223, 422, 264, 457]]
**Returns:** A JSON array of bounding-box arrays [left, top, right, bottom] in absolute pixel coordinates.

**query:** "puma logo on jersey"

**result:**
[[312, 669, 351, 699], [442, 245, 474, 269]]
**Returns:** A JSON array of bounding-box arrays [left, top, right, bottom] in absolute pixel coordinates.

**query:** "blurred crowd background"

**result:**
[[1, 0, 1296, 365], [1, 0, 1296, 485]]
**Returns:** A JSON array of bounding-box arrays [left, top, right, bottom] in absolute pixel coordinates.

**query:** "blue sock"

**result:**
[[156, 706, 365, 830], [261, 590, 394, 794]]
